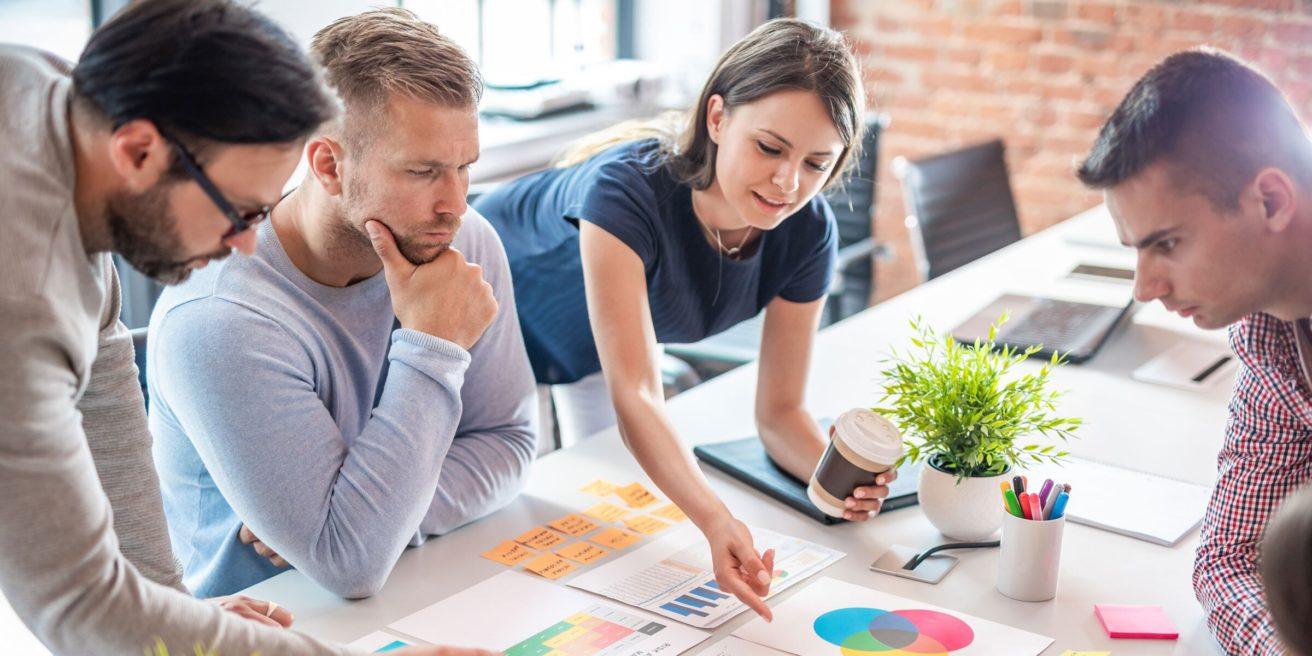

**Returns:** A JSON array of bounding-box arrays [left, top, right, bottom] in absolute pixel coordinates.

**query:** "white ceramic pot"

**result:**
[[917, 458, 1012, 541]]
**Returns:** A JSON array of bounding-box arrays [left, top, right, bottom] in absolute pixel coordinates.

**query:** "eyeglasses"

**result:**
[[166, 137, 273, 237]]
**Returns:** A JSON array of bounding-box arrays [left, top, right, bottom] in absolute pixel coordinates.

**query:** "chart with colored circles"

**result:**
[[813, 607, 974, 654], [733, 577, 1052, 656]]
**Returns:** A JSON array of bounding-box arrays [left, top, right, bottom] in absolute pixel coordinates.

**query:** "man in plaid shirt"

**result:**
[[1077, 48, 1312, 655]]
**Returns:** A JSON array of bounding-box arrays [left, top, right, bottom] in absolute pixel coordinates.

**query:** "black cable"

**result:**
[[904, 540, 1001, 570]]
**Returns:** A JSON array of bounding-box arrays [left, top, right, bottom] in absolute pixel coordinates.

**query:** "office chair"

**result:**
[[894, 139, 1022, 282], [663, 113, 891, 375]]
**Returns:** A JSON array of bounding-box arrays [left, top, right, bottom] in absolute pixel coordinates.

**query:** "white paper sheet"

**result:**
[[733, 577, 1053, 656], [388, 571, 708, 656], [568, 524, 844, 629], [691, 635, 793, 656], [1036, 457, 1212, 546], [348, 630, 413, 652]]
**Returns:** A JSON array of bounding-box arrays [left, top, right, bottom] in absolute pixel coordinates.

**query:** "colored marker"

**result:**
[[1041, 483, 1060, 519], [1050, 490, 1070, 520], [1038, 479, 1055, 508], [1012, 475, 1025, 496], [1021, 475, 1029, 490], [1018, 492, 1032, 519], [1028, 494, 1044, 521], [1000, 481, 1023, 517]]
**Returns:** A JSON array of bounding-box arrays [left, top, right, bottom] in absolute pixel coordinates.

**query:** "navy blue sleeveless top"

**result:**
[[474, 139, 837, 384]]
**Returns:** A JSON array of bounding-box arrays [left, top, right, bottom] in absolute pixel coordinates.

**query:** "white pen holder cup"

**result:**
[[996, 512, 1065, 602]]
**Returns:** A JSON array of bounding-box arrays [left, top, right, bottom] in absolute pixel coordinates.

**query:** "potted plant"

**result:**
[[876, 315, 1081, 540]]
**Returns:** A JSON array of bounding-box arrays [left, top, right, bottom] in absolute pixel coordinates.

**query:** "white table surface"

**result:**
[[1, 205, 1233, 654]]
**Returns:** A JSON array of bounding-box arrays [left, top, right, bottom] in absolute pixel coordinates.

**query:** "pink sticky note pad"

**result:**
[[1094, 604, 1179, 639]]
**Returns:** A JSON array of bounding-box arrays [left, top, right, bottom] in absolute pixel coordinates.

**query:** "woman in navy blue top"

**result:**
[[476, 18, 896, 618]]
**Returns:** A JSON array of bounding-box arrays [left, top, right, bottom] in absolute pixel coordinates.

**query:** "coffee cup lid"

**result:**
[[834, 409, 904, 465]]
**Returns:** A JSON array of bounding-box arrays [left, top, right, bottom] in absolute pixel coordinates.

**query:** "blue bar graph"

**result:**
[[705, 580, 720, 589], [660, 602, 709, 617], [675, 595, 712, 608], [689, 586, 729, 601]]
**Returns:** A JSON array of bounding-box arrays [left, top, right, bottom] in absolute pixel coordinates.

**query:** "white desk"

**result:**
[[0, 206, 1233, 654], [236, 205, 1232, 654]]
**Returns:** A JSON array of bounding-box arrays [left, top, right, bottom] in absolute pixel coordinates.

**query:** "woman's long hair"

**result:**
[[555, 18, 865, 191]]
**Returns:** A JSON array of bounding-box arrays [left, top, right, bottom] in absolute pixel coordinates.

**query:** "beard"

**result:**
[[106, 181, 232, 285], [337, 175, 462, 266]]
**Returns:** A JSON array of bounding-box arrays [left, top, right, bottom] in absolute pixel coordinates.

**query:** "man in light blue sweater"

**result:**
[[148, 8, 538, 599]]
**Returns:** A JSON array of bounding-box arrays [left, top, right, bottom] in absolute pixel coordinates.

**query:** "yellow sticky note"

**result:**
[[1060, 652, 1111, 656], [590, 526, 642, 549], [616, 482, 659, 508], [481, 540, 536, 566], [582, 502, 629, 522], [548, 514, 599, 537], [650, 503, 688, 522], [580, 480, 620, 497], [623, 515, 670, 535], [523, 552, 579, 579], [515, 526, 567, 549], [556, 541, 611, 564]]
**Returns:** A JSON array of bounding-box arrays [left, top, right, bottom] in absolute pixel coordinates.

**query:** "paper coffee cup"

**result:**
[[806, 409, 904, 518]]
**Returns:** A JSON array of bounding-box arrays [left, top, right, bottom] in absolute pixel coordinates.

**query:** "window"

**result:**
[[0, 0, 93, 62], [404, 0, 618, 85]]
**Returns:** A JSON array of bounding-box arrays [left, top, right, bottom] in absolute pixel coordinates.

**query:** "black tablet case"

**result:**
[[694, 436, 921, 525]]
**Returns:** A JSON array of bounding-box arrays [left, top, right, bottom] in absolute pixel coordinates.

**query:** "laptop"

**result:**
[[952, 293, 1135, 364], [694, 436, 921, 525]]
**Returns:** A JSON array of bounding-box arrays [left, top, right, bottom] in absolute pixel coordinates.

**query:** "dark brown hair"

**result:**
[[1262, 486, 1312, 656], [558, 18, 865, 191], [1077, 47, 1312, 211]]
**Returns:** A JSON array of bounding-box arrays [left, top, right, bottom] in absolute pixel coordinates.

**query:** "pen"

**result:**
[[1019, 492, 1033, 519], [1013, 475, 1025, 496], [1001, 481, 1023, 517], [1050, 490, 1070, 520]]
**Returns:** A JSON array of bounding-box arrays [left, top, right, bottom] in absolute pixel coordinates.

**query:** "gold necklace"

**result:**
[[713, 224, 754, 259]]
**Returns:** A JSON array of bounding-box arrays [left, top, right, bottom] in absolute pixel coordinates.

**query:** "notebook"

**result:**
[[1037, 457, 1212, 547], [694, 436, 921, 525]]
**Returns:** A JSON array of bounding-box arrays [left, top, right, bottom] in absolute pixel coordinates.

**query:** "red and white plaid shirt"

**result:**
[[1195, 312, 1312, 655]]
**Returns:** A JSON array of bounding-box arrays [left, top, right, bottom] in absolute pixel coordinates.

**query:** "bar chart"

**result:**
[[570, 525, 844, 628]]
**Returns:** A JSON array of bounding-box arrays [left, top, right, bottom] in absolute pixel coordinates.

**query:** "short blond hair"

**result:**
[[311, 7, 481, 146]]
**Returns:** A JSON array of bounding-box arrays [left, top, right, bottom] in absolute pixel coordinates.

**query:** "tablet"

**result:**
[[694, 437, 921, 525]]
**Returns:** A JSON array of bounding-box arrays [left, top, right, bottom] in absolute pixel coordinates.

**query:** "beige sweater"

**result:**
[[0, 45, 359, 655]]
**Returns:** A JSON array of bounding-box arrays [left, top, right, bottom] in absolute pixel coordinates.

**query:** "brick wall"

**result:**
[[831, 0, 1312, 301]]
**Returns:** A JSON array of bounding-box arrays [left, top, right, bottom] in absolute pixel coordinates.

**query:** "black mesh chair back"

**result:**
[[896, 139, 1022, 281], [822, 113, 887, 324]]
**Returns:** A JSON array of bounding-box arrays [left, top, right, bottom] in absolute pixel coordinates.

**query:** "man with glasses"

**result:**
[[0, 0, 480, 654], [146, 8, 537, 600]]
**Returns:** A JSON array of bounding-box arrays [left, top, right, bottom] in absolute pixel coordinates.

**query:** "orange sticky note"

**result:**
[[580, 480, 620, 497], [616, 482, 659, 508], [623, 515, 670, 535], [523, 552, 579, 579], [651, 503, 688, 522], [582, 502, 629, 522], [548, 514, 599, 537], [590, 526, 642, 549], [556, 541, 611, 564], [481, 540, 536, 566], [515, 526, 567, 549]]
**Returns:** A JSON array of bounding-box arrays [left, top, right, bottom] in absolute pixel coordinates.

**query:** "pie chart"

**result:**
[[813, 607, 974, 655]]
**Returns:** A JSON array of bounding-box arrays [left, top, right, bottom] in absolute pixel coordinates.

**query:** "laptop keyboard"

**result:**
[[1001, 299, 1117, 350]]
